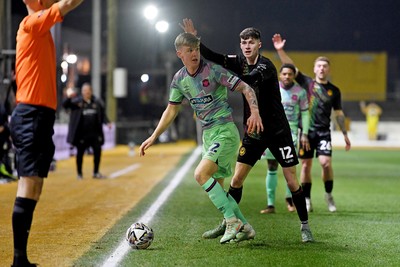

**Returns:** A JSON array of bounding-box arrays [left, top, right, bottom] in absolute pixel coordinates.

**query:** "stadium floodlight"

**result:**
[[141, 74, 149, 83], [143, 5, 158, 21], [66, 54, 77, 64], [155, 20, 169, 33]]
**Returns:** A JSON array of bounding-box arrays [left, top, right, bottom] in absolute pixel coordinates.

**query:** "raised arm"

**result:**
[[139, 104, 180, 156], [180, 18, 227, 66], [272, 34, 295, 66], [235, 81, 264, 134], [57, 0, 84, 16]]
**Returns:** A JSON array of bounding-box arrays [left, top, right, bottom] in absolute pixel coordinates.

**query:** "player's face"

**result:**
[[240, 38, 261, 61], [279, 67, 295, 88], [313, 60, 330, 81], [177, 45, 200, 74]]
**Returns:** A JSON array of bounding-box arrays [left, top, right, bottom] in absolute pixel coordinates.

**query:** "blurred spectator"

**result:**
[[360, 101, 382, 140], [63, 83, 111, 179]]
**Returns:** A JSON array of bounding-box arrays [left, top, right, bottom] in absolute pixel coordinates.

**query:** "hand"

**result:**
[[179, 18, 197, 36], [300, 134, 310, 151], [272, 33, 286, 50], [246, 112, 264, 136], [139, 136, 156, 156], [344, 134, 351, 151], [66, 87, 77, 98]]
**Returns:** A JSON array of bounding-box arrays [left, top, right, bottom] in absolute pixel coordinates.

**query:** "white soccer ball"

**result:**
[[126, 222, 154, 249]]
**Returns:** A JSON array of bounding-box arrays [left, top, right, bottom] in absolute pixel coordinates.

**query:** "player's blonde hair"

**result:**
[[174, 33, 200, 51], [314, 56, 330, 65]]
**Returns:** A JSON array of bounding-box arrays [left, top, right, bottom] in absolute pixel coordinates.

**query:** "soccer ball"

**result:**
[[126, 222, 154, 249]]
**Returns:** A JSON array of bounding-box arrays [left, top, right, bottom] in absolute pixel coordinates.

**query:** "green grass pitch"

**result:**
[[76, 148, 400, 267]]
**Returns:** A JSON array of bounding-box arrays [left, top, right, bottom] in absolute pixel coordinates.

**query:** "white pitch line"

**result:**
[[100, 146, 201, 267], [108, 163, 141, 179]]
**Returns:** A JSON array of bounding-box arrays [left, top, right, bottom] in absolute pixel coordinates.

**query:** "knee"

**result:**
[[194, 169, 208, 185], [320, 159, 331, 170]]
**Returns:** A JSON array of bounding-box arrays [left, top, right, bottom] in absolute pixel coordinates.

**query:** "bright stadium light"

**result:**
[[155, 20, 169, 33], [66, 54, 77, 64], [143, 5, 158, 21], [141, 74, 149, 83]]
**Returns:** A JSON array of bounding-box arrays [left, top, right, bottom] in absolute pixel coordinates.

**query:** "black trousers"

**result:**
[[75, 137, 102, 175]]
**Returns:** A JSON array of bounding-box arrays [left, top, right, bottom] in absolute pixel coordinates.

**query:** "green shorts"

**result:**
[[202, 122, 240, 179]]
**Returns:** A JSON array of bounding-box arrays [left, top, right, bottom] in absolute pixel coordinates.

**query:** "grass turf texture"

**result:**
[[76, 148, 400, 266]]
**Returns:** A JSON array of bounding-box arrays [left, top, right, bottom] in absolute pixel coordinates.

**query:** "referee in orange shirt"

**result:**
[[10, 1, 84, 266]]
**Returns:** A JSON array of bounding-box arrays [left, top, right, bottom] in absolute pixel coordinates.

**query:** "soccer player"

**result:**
[[11, 0, 84, 266], [139, 32, 263, 244], [260, 63, 310, 214], [272, 33, 351, 212], [181, 19, 314, 243]]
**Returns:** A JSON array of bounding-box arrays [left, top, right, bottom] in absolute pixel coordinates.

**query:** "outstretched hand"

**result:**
[[272, 33, 286, 50], [179, 18, 197, 36], [139, 136, 156, 156]]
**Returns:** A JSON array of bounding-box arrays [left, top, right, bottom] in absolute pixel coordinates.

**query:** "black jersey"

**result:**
[[296, 71, 342, 132], [200, 43, 289, 136]]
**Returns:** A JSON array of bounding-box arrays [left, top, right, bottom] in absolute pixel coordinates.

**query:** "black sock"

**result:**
[[12, 197, 37, 265], [324, 180, 333, 194], [228, 185, 243, 204], [286, 197, 294, 206], [301, 182, 312, 199], [291, 186, 308, 222]]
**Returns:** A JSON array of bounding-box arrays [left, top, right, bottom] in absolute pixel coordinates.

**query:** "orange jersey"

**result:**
[[15, 4, 63, 110]]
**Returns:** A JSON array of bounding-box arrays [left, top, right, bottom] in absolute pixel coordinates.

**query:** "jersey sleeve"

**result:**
[[23, 4, 63, 35], [299, 87, 309, 111], [168, 74, 184, 104], [211, 63, 241, 92], [331, 87, 343, 110]]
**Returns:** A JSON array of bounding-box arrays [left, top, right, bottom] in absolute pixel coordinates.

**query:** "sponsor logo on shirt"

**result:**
[[190, 94, 213, 105]]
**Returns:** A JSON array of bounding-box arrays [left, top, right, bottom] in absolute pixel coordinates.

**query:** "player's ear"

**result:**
[[176, 50, 182, 59], [258, 41, 262, 49]]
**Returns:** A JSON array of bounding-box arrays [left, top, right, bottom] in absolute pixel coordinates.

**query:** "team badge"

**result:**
[[327, 90, 333, 96], [239, 147, 246, 156], [292, 95, 298, 101], [202, 79, 210, 87]]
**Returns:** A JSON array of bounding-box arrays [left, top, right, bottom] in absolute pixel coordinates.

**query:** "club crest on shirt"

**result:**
[[239, 146, 246, 156], [38, 10, 45, 18], [292, 95, 298, 101], [327, 89, 333, 96], [202, 79, 210, 87]]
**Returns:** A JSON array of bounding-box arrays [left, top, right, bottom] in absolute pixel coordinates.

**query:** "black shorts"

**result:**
[[237, 130, 299, 167], [10, 104, 56, 178], [298, 130, 332, 159]]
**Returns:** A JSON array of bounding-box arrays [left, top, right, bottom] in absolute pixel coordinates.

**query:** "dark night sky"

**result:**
[[11, 0, 400, 74]]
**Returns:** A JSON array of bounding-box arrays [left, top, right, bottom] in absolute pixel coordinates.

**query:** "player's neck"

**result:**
[[315, 77, 328, 84], [246, 54, 259, 66]]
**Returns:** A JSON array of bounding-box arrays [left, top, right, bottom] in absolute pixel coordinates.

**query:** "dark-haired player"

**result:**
[[181, 19, 313, 243], [260, 63, 310, 214]]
